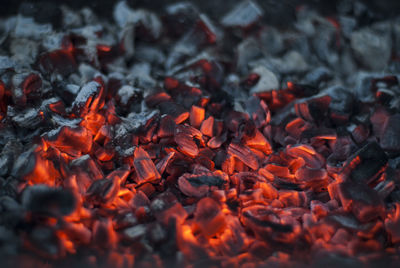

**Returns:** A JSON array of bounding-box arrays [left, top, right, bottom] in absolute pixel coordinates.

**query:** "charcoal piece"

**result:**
[[228, 142, 259, 170], [10, 108, 42, 129], [294, 95, 330, 123], [175, 132, 199, 157], [164, 2, 199, 38], [243, 96, 270, 128], [249, 66, 278, 94], [11, 72, 42, 106], [38, 49, 77, 76], [156, 152, 175, 175], [380, 114, 400, 152], [236, 38, 263, 74], [241, 205, 293, 238], [194, 197, 226, 237], [27, 226, 64, 257], [116, 85, 141, 106], [351, 25, 391, 71], [341, 141, 388, 184], [157, 115, 176, 138], [207, 132, 227, 149], [337, 180, 385, 222], [165, 14, 220, 70], [259, 27, 283, 56], [72, 81, 104, 116], [123, 224, 147, 241], [43, 126, 93, 155], [385, 204, 400, 244], [178, 171, 228, 197], [22, 185, 76, 216], [158, 101, 189, 124], [86, 176, 120, 205], [220, 0, 263, 28], [189, 105, 205, 128], [328, 86, 354, 116], [302, 66, 332, 87], [133, 147, 161, 184], [0, 140, 22, 177], [69, 154, 104, 191], [92, 219, 117, 249]]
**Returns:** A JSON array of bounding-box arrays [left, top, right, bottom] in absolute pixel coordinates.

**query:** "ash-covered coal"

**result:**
[[1, 0, 400, 267]]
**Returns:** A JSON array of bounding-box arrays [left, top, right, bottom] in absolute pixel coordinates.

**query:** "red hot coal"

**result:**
[[1, 0, 400, 267]]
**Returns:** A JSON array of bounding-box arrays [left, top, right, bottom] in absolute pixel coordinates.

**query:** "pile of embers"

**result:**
[[1, 0, 400, 267]]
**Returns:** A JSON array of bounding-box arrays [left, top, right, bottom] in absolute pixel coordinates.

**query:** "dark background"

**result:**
[[1, 0, 400, 28]]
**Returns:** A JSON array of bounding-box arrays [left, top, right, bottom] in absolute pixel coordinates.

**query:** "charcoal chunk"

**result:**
[[380, 114, 400, 152], [22, 185, 76, 216], [337, 180, 385, 222], [341, 142, 387, 184], [221, 0, 263, 28]]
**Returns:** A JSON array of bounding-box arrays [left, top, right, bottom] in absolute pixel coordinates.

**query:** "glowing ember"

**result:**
[[1, 0, 400, 267]]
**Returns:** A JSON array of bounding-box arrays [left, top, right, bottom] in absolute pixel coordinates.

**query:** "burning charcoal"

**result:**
[[240, 205, 293, 241], [156, 152, 175, 175], [220, 0, 263, 28], [86, 176, 120, 205], [278, 190, 308, 207], [43, 126, 93, 155], [228, 143, 259, 170], [189, 105, 205, 128], [194, 197, 226, 237], [152, 197, 188, 225], [158, 101, 189, 124], [385, 204, 400, 244], [133, 147, 161, 184], [11, 72, 42, 106], [341, 142, 388, 184], [337, 180, 385, 222], [22, 185, 76, 216], [350, 24, 391, 71], [92, 219, 117, 249], [11, 148, 58, 185], [26, 226, 65, 258], [38, 49, 77, 76], [178, 171, 228, 197], [72, 81, 105, 116], [175, 132, 199, 157]]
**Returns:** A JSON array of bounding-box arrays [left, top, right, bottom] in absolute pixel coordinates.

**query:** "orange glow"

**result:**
[[189, 105, 205, 128]]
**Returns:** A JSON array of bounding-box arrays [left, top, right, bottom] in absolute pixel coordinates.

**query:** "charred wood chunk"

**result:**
[[341, 141, 387, 184], [380, 114, 400, 152], [337, 180, 385, 222], [72, 81, 105, 116], [178, 171, 228, 197], [194, 197, 226, 237], [86, 177, 120, 205], [220, 0, 263, 28], [228, 142, 259, 170], [22, 185, 76, 217], [158, 101, 189, 124], [38, 49, 77, 76], [133, 147, 161, 184], [43, 126, 93, 155]]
